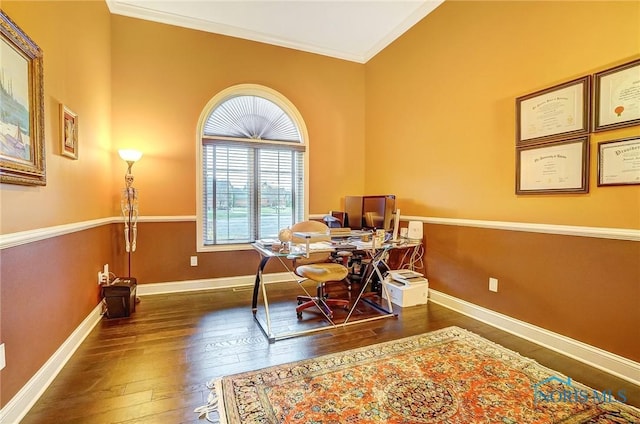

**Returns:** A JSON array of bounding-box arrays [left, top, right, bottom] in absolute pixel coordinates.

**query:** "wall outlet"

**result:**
[[98, 264, 110, 285], [190, 256, 198, 266], [0, 343, 5, 370], [489, 277, 498, 292]]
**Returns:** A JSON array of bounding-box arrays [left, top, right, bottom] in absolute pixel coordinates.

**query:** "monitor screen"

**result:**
[[345, 195, 396, 231]]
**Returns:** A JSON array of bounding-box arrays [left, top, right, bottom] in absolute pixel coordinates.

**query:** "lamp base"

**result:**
[[102, 277, 137, 319]]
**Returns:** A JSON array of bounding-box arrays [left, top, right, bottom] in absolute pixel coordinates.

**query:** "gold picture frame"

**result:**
[[0, 11, 46, 185], [60, 104, 78, 159]]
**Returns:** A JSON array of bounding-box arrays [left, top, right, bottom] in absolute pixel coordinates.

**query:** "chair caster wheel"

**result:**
[[296, 312, 303, 319]]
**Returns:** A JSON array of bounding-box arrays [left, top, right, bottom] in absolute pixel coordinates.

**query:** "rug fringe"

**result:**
[[195, 378, 226, 423]]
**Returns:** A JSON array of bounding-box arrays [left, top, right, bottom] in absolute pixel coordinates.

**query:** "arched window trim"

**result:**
[[196, 84, 310, 252]]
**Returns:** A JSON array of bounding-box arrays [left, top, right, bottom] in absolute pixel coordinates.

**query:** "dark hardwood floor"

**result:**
[[20, 283, 639, 423]]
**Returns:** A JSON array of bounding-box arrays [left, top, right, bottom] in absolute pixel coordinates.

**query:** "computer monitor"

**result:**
[[345, 195, 396, 231]]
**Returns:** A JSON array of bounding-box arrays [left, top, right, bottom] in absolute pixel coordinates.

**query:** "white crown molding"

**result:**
[[428, 289, 640, 386], [0, 303, 103, 424], [363, 0, 444, 62], [106, 0, 367, 63]]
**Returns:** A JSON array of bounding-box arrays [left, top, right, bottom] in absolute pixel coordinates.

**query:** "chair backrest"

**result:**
[[290, 220, 330, 244], [290, 220, 331, 264]]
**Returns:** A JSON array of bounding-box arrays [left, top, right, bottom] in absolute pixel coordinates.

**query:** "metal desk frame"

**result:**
[[251, 238, 415, 342]]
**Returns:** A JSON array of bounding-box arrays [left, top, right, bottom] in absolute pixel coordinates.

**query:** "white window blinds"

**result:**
[[201, 94, 305, 245]]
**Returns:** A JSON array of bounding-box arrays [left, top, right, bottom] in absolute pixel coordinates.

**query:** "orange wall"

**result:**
[[1, 0, 639, 412], [365, 1, 640, 229], [0, 1, 113, 234], [110, 15, 366, 217], [425, 223, 640, 362], [0, 226, 113, 407], [0, 1, 115, 408]]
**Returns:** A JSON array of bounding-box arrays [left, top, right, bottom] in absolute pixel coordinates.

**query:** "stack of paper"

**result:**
[[387, 269, 426, 285]]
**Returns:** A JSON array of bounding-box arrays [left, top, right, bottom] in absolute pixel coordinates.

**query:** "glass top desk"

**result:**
[[250, 232, 419, 343]]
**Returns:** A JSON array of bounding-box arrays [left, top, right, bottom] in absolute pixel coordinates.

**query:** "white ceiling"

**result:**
[[106, 0, 444, 63]]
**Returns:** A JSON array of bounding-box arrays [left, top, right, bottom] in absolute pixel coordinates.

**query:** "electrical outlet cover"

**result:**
[[489, 277, 498, 292], [0, 343, 6, 370]]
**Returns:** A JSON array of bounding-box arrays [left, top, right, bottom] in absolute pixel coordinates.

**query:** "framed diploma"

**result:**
[[516, 76, 590, 146], [594, 59, 640, 132], [598, 136, 640, 186], [516, 136, 589, 194]]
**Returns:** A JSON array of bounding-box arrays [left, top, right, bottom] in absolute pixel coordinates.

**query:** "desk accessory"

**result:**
[[391, 208, 400, 241], [407, 221, 423, 241], [387, 269, 425, 285]]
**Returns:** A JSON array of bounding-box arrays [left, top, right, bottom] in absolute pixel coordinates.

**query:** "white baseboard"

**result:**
[[141, 278, 640, 386], [428, 289, 640, 386], [6, 279, 636, 423], [136, 272, 294, 296], [0, 303, 104, 424]]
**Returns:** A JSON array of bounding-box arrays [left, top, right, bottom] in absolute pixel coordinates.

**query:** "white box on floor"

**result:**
[[382, 279, 428, 307]]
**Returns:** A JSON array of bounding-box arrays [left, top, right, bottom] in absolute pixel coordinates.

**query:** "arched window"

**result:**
[[197, 84, 307, 249]]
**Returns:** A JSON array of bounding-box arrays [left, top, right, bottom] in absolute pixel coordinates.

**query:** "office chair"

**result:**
[[323, 211, 347, 228], [290, 220, 350, 320]]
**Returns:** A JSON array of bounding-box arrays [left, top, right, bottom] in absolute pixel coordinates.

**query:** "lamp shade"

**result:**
[[118, 149, 143, 162]]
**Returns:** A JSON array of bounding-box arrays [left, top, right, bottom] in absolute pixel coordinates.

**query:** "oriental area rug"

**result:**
[[195, 326, 640, 423]]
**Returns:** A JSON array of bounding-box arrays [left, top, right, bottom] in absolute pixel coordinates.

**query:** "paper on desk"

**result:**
[[290, 242, 334, 253]]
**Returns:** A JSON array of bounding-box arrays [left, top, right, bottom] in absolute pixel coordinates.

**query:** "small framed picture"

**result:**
[[516, 76, 590, 146], [594, 59, 640, 132], [598, 136, 640, 186], [60, 104, 78, 159], [516, 136, 589, 194]]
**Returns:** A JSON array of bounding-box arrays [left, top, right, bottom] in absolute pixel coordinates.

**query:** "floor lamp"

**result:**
[[119, 149, 142, 279]]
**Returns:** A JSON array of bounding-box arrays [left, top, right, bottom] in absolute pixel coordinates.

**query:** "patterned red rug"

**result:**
[[196, 326, 640, 423]]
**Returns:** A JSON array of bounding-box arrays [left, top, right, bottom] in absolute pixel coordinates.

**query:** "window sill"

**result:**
[[197, 243, 255, 253]]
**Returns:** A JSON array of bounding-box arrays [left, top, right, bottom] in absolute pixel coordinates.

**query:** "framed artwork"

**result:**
[[516, 136, 589, 194], [60, 104, 78, 159], [0, 11, 46, 185], [597, 136, 640, 186], [516, 76, 590, 146], [594, 59, 640, 132]]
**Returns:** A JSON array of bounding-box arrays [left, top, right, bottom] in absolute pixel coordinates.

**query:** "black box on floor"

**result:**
[[103, 278, 137, 319]]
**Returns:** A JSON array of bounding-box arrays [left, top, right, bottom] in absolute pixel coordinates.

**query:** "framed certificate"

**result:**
[[598, 137, 640, 186], [516, 76, 590, 146], [594, 59, 640, 132], [516, 136, 589, 194]]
